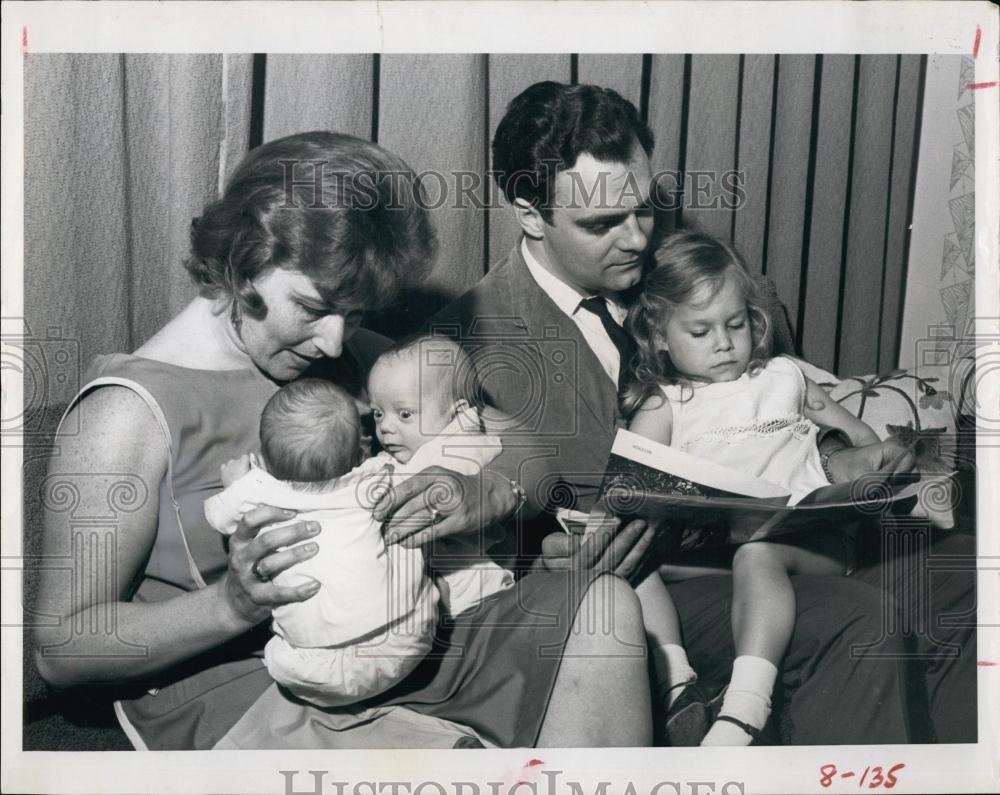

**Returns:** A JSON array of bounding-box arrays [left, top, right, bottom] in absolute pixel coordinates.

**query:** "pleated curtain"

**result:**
[[24, 52, 924, 412]]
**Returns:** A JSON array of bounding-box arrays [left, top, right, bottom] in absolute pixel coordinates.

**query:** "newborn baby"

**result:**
[[205, 337, 514, 708]]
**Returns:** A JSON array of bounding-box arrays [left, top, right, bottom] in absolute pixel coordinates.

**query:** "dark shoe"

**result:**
[[657, 682, 710, 746], [452, 735, 485, 749], [705, 682, 728, 722], [708, 685, 781, 745], [711, 714, 762, 743]]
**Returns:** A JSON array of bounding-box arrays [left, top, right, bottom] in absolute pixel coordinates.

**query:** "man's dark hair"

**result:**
[[491, 81, 654, 223]]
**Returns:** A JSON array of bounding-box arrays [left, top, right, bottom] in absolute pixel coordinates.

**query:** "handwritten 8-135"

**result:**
[[819, 763, 905, 789]]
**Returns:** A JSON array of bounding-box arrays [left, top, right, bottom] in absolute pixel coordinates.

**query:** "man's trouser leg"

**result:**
[[667, 572, 912, 745], [852, 525, 978, 743]]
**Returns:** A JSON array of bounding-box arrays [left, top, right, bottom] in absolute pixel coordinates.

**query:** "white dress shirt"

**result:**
[[521, 238, 628, 386]]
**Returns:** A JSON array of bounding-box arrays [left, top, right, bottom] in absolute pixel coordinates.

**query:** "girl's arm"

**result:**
[[32, 386, 320, 689], [802, 376, 879, 447], [628, 394, 674, 445]]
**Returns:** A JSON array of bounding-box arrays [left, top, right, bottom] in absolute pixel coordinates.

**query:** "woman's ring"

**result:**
[[429, 507, 442, 524], [251, 560, 270, 583]]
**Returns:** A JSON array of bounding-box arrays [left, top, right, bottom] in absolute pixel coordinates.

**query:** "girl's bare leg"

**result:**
[[635, 572, 698, 702], [732, 541, 847, 663], [703, 540, 848, 746], [635, 571, 683, 648], [536, 574, 652, 747]]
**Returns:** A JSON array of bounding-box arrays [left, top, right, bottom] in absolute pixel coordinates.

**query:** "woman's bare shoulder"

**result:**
[[57, 384, 168, 474]]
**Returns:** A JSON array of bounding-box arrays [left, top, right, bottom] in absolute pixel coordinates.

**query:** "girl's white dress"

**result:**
[[660, 356, 828, 504]]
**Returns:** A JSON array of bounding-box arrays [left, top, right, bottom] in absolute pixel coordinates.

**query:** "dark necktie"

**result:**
[[578, 295, 636, 390]]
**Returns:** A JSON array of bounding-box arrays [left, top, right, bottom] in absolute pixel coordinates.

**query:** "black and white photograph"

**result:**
[[2, 2, 997, 794]]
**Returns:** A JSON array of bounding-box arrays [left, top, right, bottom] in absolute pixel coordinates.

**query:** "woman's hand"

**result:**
[[221, 505, 323, 626], [373, 467, 517, 548], [538, 514, 655, 580]]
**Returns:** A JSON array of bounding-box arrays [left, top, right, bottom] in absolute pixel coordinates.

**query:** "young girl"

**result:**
[[623, 231, 880, 746]]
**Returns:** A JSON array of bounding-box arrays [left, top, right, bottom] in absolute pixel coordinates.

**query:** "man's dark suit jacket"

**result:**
[[429, 243, 629, 559], [429, 241, 798, 561]]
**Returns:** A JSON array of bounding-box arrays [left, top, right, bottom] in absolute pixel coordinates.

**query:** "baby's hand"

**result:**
[[221, 453, 256, 487]]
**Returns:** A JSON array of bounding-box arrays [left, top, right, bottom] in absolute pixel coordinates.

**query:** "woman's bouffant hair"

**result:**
[[620, 231, 772, 419], [185, 131, 437, 319]]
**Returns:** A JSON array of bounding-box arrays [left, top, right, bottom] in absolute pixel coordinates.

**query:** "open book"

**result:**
[[558, 429, 947, 550]]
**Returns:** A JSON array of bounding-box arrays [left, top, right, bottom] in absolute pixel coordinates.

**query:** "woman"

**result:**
[[33, 131, 654, 750]]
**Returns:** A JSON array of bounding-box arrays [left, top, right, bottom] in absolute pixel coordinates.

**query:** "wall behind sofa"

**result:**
[[24, 51, 927, 422]]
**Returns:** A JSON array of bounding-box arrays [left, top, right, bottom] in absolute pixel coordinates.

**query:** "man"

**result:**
[[386, 81, 975, 745]]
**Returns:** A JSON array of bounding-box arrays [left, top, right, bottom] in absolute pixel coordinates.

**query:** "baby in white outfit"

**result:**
[[205, 337, 514, 708]]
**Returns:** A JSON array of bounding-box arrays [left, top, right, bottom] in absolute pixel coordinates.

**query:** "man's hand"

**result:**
[[538, 514, 655, 580], [373, 466, 516, 548], [826, 438, 917, 483]]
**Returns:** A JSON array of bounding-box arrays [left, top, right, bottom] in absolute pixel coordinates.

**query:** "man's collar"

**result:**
[[520, 238, 586, 317], [520, 238, 627, 322]]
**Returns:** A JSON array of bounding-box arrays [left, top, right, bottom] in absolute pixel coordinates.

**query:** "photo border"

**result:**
[[2, 2, 997, 793]]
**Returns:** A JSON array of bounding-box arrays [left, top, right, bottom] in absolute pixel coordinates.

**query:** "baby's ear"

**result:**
[[652, 330, 670, 353]]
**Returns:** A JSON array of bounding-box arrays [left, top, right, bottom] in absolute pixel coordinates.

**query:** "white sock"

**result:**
[[652, 644, 697, 707], [701, 655, 778, 746]]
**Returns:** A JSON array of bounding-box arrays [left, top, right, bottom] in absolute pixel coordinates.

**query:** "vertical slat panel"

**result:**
[[220, 54, 254, 187], [646, 55, 687, 226], [379, 54, 486, 334], [732, 55, 775, 273], [879, 55, 922, 371], [800, 55, 855, 371], [683, 55, 740, 240], [262, 55, 373, 142], [487, 55, 572, 267], [124, 54, 227, 344], [838, 55, 897, 376], [577, 55, 644, 108], [23, 53, 922, 397], [764, 55, 816, 333], [24, 54, 131, 400]]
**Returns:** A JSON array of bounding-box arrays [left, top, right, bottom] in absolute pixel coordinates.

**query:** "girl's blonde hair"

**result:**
[[621, 231, 773, 418]]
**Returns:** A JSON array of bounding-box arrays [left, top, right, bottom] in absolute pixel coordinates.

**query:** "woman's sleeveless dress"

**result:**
[[64, 332, 600, 750]]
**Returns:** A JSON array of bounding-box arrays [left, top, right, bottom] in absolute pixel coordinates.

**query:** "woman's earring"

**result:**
[[230, 299, 243, 335]]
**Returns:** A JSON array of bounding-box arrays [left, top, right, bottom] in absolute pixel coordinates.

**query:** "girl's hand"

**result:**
[[373, 467, 516, 548], [826, 438, 917, 483], [221, 504, 322, 626]]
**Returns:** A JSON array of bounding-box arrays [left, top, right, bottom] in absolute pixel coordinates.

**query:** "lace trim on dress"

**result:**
[[678, 414, 815, 450]]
